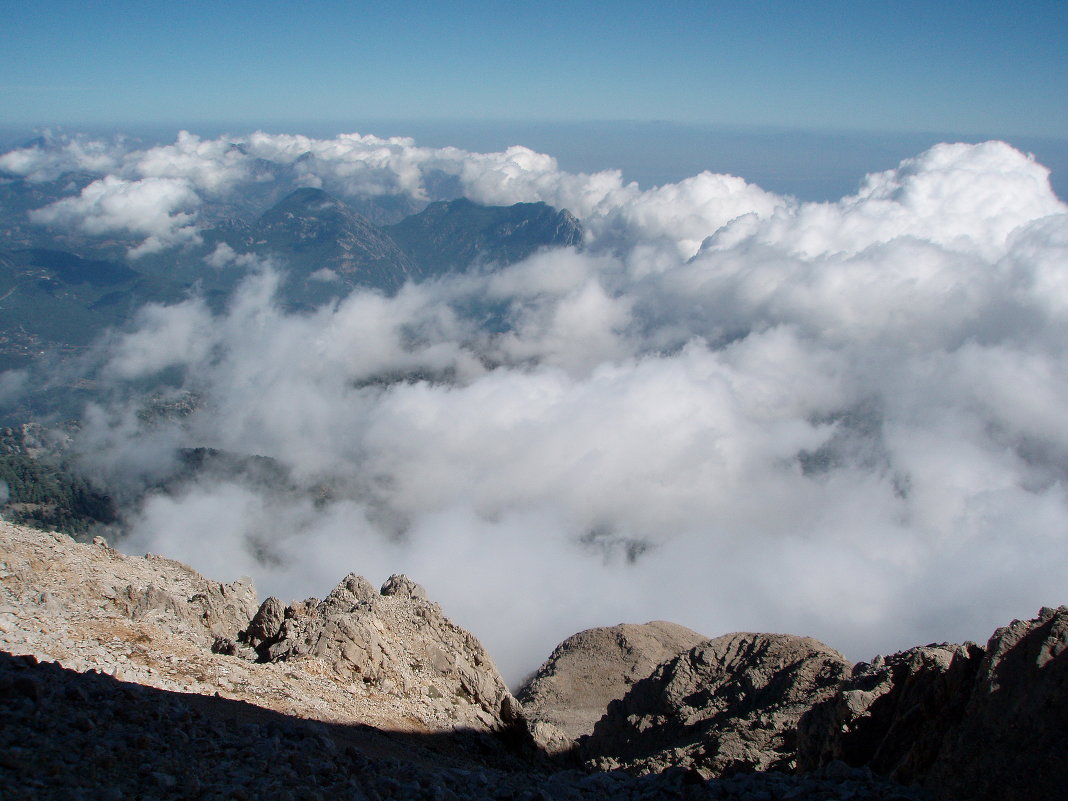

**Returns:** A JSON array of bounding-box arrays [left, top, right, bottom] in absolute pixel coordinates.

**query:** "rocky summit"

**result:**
[[0, 519, 1063, 800], [517, 621, 709, 753]]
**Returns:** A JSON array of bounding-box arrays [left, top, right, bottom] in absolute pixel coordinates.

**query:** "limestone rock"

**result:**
[[243, 595, 285, 649], [0, 523, 257, 650], [0, 520, 517, 739], [256, 572, 518, 732], [0, 650, 936, 801], [380, 574, 428, 600], [581, 632, 852, 776], [796, 641, 983, 784], [927, 606, 1068, 801], [2, 517, 1062, 798], [517, 621, 708, 753], [798, 607, 1068, 801]]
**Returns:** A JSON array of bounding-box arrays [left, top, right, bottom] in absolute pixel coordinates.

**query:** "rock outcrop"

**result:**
[[0, 651, 932, 801], [0, 523, 257, 653], [799, 606, 1068, 801], [2, 518, 1064, 800], [796, 642, 984, 784], [238, 572, 517, 732], [581, 632, 852, 777], [517, 621, 708, 753], [929, 606, 1068, 801], [0, 520, 515, 737]]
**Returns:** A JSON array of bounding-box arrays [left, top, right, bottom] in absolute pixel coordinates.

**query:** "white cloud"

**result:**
[[704, 141, 1063, 261], [206, 242, 260, 269], [100, 295, 215, 380], [30, 174, 201, 256], [7, 129, 787, 258], [0, 132, 126, 181], [8, 133, 1068, 684], [130, 130, 257, 194]]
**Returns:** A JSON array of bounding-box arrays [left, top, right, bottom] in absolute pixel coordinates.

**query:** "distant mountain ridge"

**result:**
[[385, 197, 583, 276], [250, 187, 420, 301], [0, 184, 584, 378]]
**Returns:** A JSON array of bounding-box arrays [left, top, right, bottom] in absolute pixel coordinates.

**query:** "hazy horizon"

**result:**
[[4, 119, 1067, 203]]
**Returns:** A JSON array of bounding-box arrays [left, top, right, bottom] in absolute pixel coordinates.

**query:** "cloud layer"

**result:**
[[1, 129, 784, 258], [5, 131, 1068, 684]]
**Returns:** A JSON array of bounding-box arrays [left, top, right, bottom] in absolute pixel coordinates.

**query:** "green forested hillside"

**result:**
[[0, 425, 116, 536]]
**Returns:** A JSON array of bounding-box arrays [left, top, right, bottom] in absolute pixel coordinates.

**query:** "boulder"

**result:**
[[380, 574, 428, 600], [243, 595, 285, 649]]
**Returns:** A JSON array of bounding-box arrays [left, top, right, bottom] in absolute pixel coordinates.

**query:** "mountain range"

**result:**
[[0, 178, 583, 428], [0, 179, 583, 372]]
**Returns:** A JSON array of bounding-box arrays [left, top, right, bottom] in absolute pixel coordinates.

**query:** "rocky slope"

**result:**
[[1, 518, 1063, 799], [798, 607, 1068, 801], [522, 611, 1066, 801], [517, 621, 708, 753], [0, 520, 514, 736], [580, 633, 853, 777], [229, 572, 518, 733], [1, 648, 933, 801]]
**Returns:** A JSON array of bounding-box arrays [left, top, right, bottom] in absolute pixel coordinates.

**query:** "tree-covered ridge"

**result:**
[[0, 424, 116, 537]]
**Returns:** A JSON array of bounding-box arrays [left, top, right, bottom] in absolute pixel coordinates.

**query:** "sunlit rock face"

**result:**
[[1, 519, 1064, 799], [240, 570, 519, 732]]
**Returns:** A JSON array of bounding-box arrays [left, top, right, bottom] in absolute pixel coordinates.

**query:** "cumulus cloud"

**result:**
[[0, 132, 126, 181], [704, 141, 1062, 262], [10, 133, 1068, 684], [131, 130, 259, 194], [4, 129, 784, 258], [30, 175, 201, 256]]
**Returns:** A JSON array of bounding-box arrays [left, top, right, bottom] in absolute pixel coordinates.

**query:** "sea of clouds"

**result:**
[[2, 132, 1067, 684]]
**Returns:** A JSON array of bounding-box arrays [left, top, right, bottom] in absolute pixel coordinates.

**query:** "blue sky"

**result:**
[[1, 1, 1067, 200], [3, 0, 1066, 136]]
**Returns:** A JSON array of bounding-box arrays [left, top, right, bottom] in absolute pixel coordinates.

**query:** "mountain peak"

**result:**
[[255, 188, 417, 297], [385, 198, 583, 275]]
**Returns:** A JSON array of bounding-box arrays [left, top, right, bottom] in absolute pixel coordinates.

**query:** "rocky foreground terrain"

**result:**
[[1, 520, 1064, 800]]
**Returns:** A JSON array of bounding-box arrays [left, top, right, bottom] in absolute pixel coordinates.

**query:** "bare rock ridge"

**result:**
[[522, 611, 1067, 800], [796, 642, 985, 784], [798, 606, 1068, 801], [1, 518, 1065, 800], [516, 621, 708, 752], [579, 632, 853, 777], [231, 572, 516, 731], [0, 520, 516, 736]]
